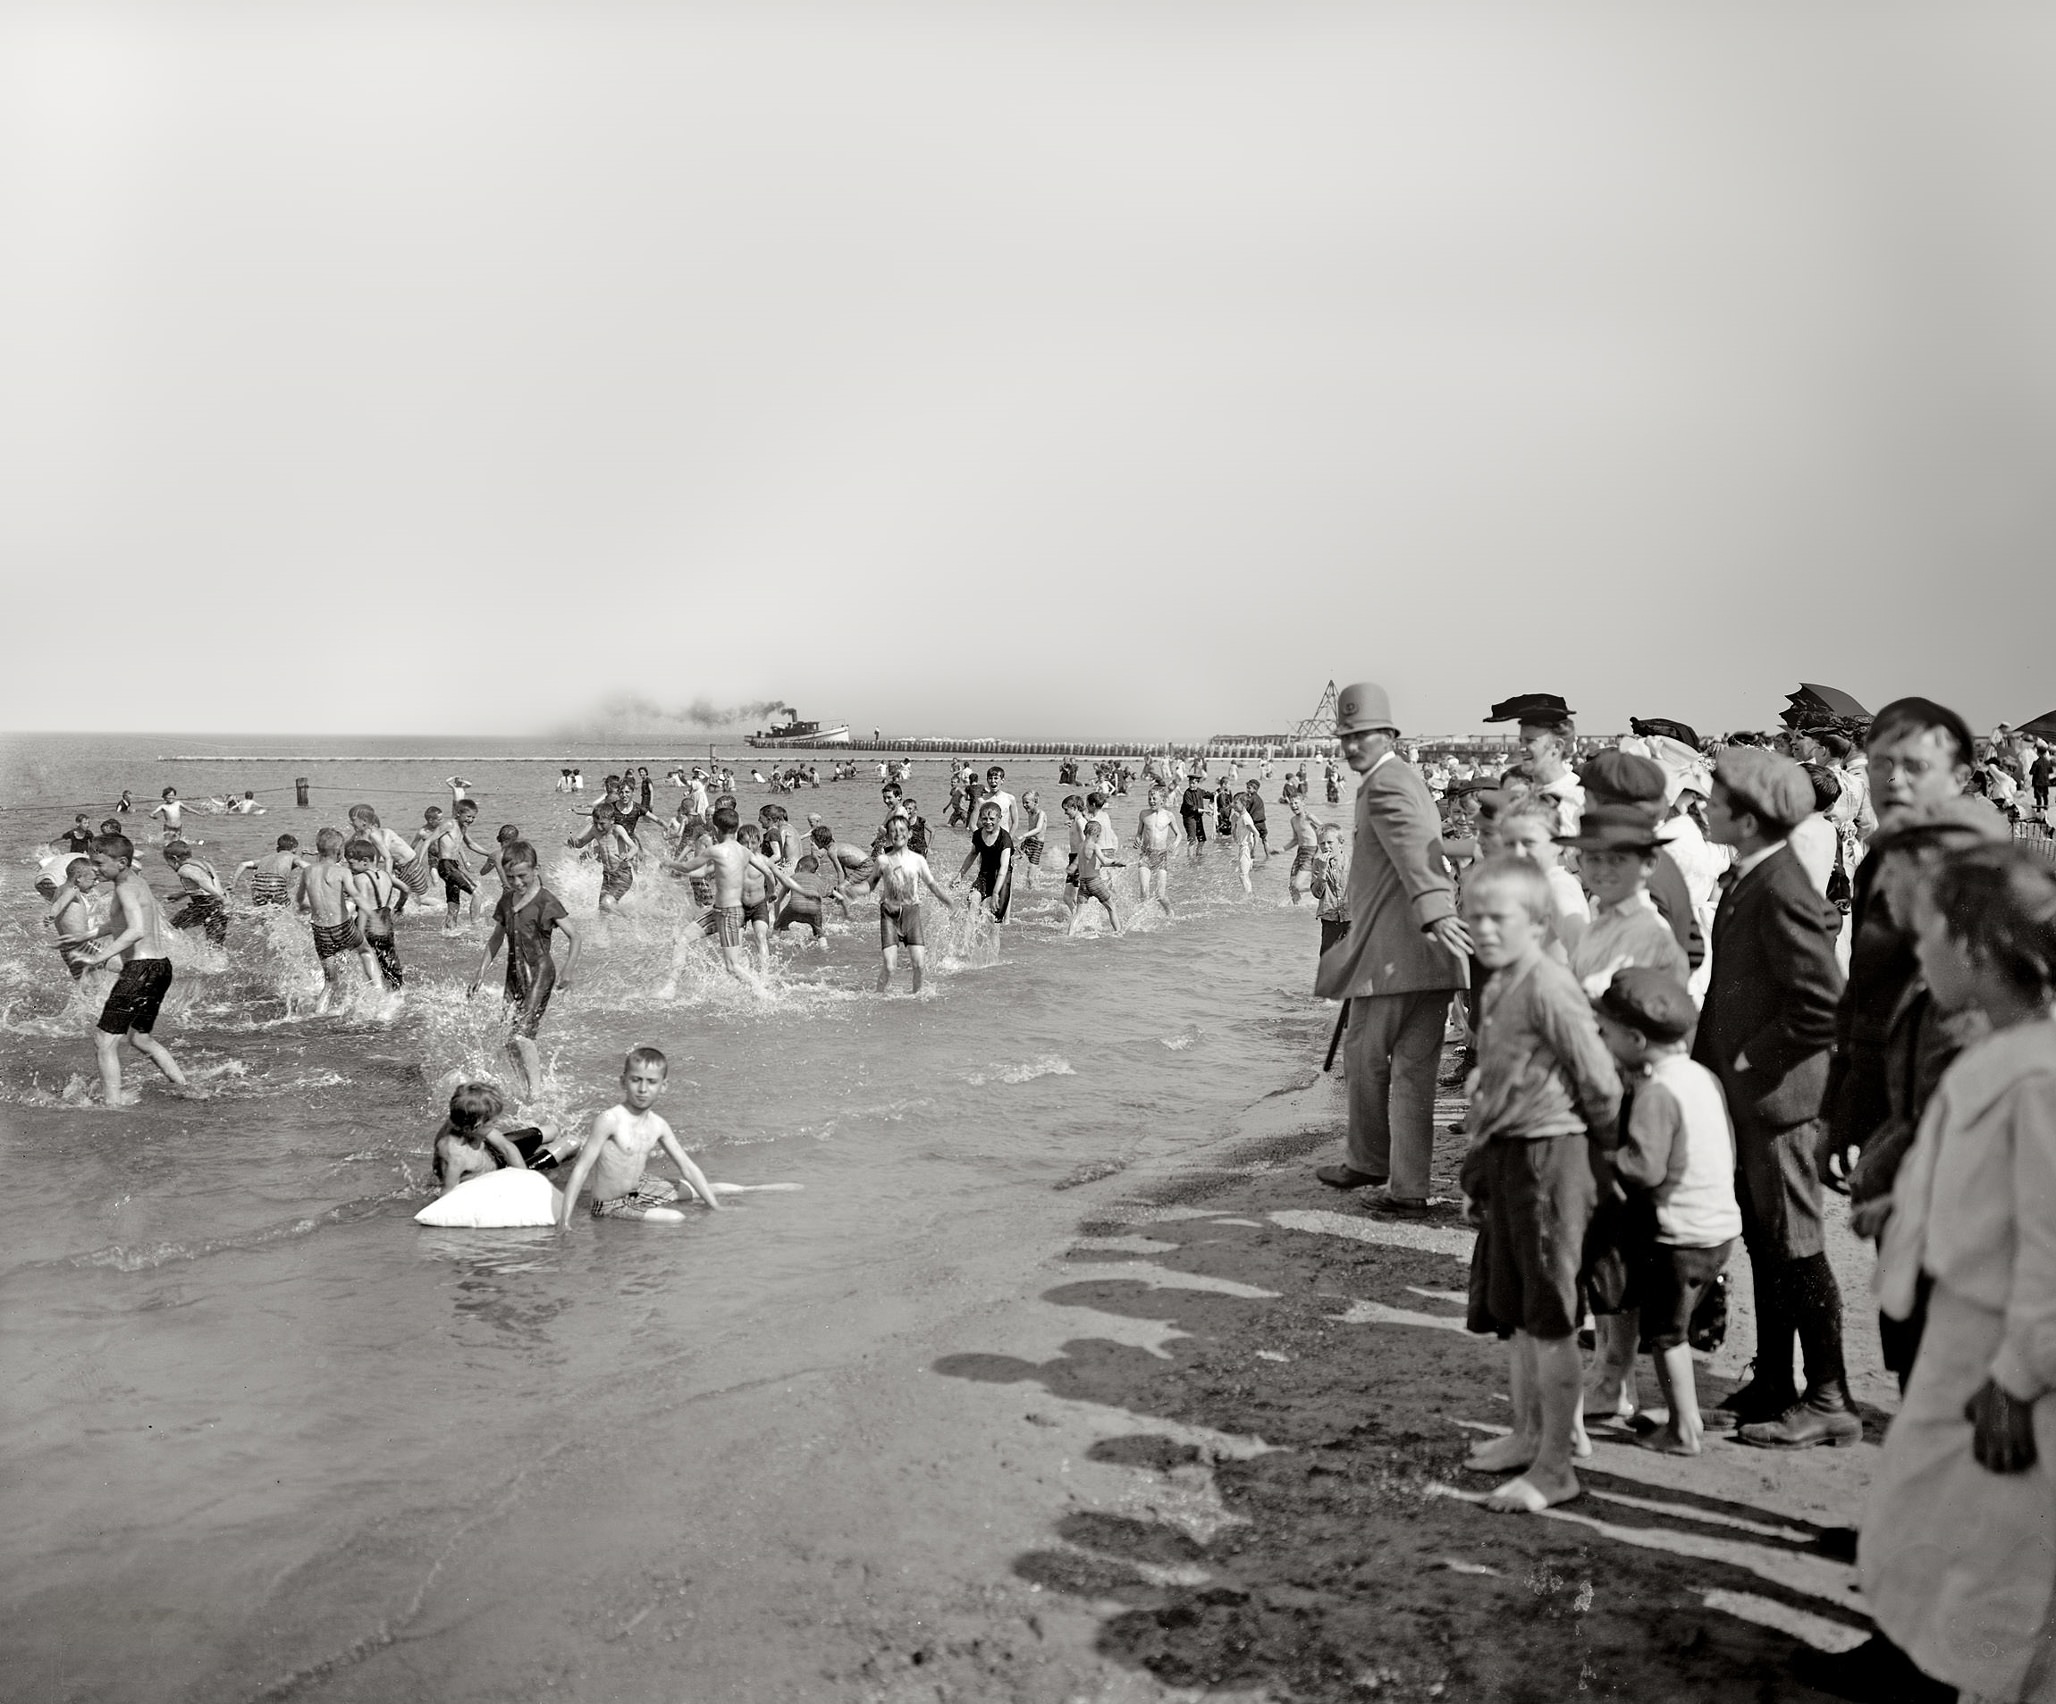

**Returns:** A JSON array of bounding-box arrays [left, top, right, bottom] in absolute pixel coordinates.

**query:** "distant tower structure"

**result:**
[[1292, 681, 1339, 743]]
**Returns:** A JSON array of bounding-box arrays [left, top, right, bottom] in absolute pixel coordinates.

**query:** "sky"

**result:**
[[4, 2, 2054, 742]]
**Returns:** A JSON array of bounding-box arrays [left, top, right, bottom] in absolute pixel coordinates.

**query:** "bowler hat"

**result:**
[[1335, 682, 1399, 736], [1712, 748, 1815, 833], [1597, 967, 1698, 1042], [1579, 750, 1668, 809], [1486, 693, 1576, 727], [1556, 802, 1666, 854]]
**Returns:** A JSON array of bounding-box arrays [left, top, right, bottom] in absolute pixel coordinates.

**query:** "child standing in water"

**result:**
[[162, 842, 229, 946], [958, 802, 1015, 922], [1134, 787, 1183, 916], [1230, 793, 1264, 894], [855, 814, 957, 992], [470, 840, 579, 1105], [1065, 810, 1125, 937], [305, 826, 382, 1012], [149, 787, 183, 845], [46, 858, 103, 984], [1016, 789, 1048, 888], [343, 837, 404, 1010], [556, 1046, 724, 1225], [349, 804, 433, 912], [235, 835, 307, 908], [59, 833, 193, 1106], [658, 806, 805, 989]]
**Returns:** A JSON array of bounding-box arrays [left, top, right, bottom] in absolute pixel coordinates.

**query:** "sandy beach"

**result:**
[[204, 1054, 1872, 1704]]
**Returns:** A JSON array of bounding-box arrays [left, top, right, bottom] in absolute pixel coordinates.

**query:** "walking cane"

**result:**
[[1323, 998, 1350, 1073]]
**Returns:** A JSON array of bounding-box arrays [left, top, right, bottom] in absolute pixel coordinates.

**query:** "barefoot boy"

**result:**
[[855, 813, 956, 992], [304, 827, 382, 1010], [235, 835, 307, 908], [1064, 808, 1124, 937], [162, 842, 229, 946], [958, 801, 1015, 922], [343, 836, 405, 1004], [659, 807, 805, 987], [556, 1046, 723, 1225], [46, 858, 103, 983], [470, 840, 579, 1104], [1592, 967, 1740, 1456], [60, 833, 191, 1105], [1456, 854, 1621, 1512], [1134, 786, 1183, 915]]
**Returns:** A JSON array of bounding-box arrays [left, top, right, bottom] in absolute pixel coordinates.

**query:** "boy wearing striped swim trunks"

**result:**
[[556, 1047, 723, 1226], [305, 827, 382, 1011], [657, 806, 804, 990], [235, 836, 306, 909]]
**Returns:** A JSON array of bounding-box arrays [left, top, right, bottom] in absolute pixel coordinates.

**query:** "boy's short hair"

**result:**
[[161, 786, 177, 798], [100, 818, 122, 833], [455, 799, 478, 814], [1497, 798, 1561, 835], [344, 837, 379, 863], [497, 824, 520, 843], [987, 766, 1004, 778], [1061, 795, 1085, 813], [1083, 820, 1102, 838], [164, 840, 192, 860], [501, 839, 537, 869], [712, 806, 741, 835], [447, 1081, 505, 1132], [738, 823, 763, 845], [1868, 696, 1974, 766], [315, 826, 345, 854], [977, 801, 1000, 818], [1466, 853, 1552, 922], [92, 832, 135, 864], [276, 834, 298, 850], [348, 803, 375, 822], [424, 806, 444, 820], [65, 856, 92, 880], [1087, 792, 1107, 809], [812, 825, 836, 846], [625, 1045, 668, 1075]]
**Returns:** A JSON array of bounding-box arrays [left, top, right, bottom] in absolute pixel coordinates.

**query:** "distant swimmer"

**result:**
[[54, 814, 96, 856], [229, 792, 264, 814], [235, 835, 308, 908], [1134, 786, 1183, 916], [958, 801, 1014, 923], [305, 827, 383, 1014], [116, 789, 133, 815], [162, 842, 229, 945], [469, 839, 580, 1106], [149, 787, 183, 844], [57, 832, 193, 1106], [852, 813, 956, 993], [555, 1047, 724, 1226], [445, 775, 471, 805]]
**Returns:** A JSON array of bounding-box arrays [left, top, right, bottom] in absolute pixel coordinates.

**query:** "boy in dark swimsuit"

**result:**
[[163, 842, 229, 946], [60, 833, 193, 1107], [469, 840, 580, 1104], [344, 837, 404, 1011], [958, 802, 1015, 922]]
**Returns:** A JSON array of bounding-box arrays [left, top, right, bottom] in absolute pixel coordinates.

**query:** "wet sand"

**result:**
[[248, 1065, 1876, 1704]]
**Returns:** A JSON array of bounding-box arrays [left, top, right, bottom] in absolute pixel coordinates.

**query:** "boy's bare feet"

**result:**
[[1635, 1430, 1702, 1456], [1464, 1433, 1536, 1473], [1484, 1467, 1580, 1512]]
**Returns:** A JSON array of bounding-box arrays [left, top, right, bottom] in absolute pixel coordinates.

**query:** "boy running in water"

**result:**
[[425, 799, 492, 932], [149, 787, 183, 844], [586, 805, 637, 914], [1015, 790, 1048, 888], [1064, 805, 1125, 936], [46, 858, 104, 984], [556, 1046, 723, 1225], [958, 801, 1015, 921], [163, 842, 230, 945], [736, 823, 783, 973], [983, 767, 1017, 835], [1134, 786, 1183, 916], [235, 835, 306, 908], [58, 833, 192, 1105], [305, 826, 382, 1012], [855, 814, 956, 992], [470, 840, 580, 1105], [1179, 775, 1210, 853], [343, 837, 404, 1010], [658, 806, 804, 989]]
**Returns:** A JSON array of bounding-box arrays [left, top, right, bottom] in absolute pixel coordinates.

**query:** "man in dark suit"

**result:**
[[1693, 748, 1855, 1447], [1313, 681, 1470, 1210]]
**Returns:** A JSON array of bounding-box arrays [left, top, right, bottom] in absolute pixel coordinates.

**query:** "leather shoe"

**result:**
[[1789, 1636, 1953, 1704], [1701, 1376, 1799, 1431], [1738, 1395, 1863, 1450], [1315, 1165, 1387, 1191], [1366, 1192, 1444, 1217]]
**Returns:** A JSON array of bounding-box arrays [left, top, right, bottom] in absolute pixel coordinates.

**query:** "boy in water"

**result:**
[[235, 835, 307, 908], [162, 842, 229, 945], [958, 801, 1015, 922], [54, 814, 95, 856], [1310, 824, 1350, 956], [425, 798, 493, 933], [59, 833, 192, 1106], [856, 814, 957, 992], [343, 836, 404, 1009], [983, 766, 1017, 835], [1016, 790, 1048, 888], [735, 823, 783, 973], [430, 1080, 580, 1195], [556, 1046, 723, 1224], [1134, 786, 1183, 916], [587, 804, 637, 915], [305, 826, 382, 1011], [149, 787, 183, 844], [658, 806, 806, 989], [470, 840, 580, 1105], [1065, 810, 1125, 937], [46, 858, 103, 983]]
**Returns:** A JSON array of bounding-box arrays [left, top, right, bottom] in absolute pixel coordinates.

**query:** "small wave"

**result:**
[[965, 1055, 1075, 1086], [65, 1193, 405, 1273]]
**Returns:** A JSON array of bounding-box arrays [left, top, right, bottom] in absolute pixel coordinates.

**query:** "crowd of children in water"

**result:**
[[31, 706, 2056, 1701]]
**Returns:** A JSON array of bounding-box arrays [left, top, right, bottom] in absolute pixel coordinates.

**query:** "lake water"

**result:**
[[0, 732, 1339, 1702]]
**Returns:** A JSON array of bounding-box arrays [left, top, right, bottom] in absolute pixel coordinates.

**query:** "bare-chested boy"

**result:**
[[343, 837, 404, 1012], [854, 814, 957, 992], [1065, 811, 1125, 937], [58, 833, 192, 1106], [425, 799, 493, 932], [149, 787, 184, 844], [46, 858, 105, 985], [305, 826, 382, 1012], [163, 842, 229, 946], [555, 1046, 723, 1225], [657, 806, 804, 989], [1134, 786, 1183, 916], [235, 835, 307, 909]]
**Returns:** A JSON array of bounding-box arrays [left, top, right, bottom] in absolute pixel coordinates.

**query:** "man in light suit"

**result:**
[[1692, 747, 1855, 1448], [1313, 681, 1470, 1210]]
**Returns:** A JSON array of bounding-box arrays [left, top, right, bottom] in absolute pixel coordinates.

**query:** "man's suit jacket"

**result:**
[[1691, 842, 1844, 1133], [1315, 754, 1467, 1000]]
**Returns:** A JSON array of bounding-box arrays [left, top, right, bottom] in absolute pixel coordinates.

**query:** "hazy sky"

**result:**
[[5, 3, 2054, 740]]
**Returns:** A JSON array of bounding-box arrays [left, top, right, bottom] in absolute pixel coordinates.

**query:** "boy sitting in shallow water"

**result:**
[[430, 1080, 578, 1195], [556, 1047, 723, 1225]]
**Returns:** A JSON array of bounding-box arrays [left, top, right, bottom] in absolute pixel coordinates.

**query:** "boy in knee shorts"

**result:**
[[1456, 855, 1621, 1512], [556, 1046, 723, 1225]]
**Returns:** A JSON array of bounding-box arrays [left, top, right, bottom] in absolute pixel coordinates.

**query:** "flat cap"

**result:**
[[1335, 681, 1399, 736], [1712, 748, 1816, 833], [1580, 749, 1668, 808], [1597, 966, 1699, 1042], [1870, 795, 2011, 854], [1485, 693, 1576, 726], [1557, 802, 1667, 853]]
